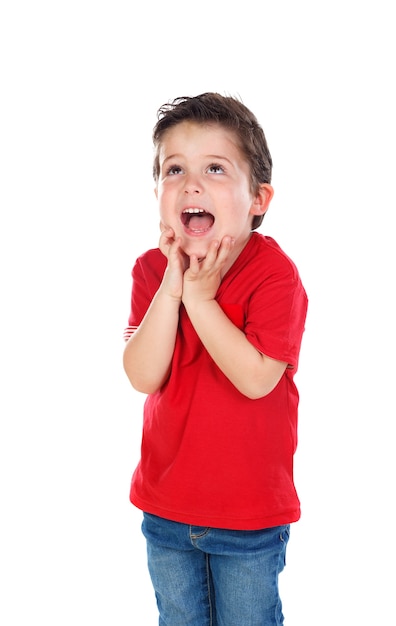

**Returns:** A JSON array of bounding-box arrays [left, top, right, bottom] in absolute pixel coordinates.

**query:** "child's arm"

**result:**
[[185, 299, 287, 399], [182, 238, 288, 400], [123, 289, 181, 394], [123, 228, 184, 394]]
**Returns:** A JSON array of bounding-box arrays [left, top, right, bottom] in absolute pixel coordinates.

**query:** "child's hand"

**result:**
[[182, 236, 235, 306], [159, 225, 188, 301]]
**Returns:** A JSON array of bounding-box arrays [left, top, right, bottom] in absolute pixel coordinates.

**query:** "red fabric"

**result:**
[[125, 233, 308, 530]]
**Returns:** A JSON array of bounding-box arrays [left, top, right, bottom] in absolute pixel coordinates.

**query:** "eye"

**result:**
[[166, 164, 183, 176], [207, 163, 225, 174]]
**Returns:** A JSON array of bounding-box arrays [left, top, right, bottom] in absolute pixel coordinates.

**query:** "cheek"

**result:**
[[158, 205, 181, 234], [157, 191, 170, 217], [157, 185, 175, 209]]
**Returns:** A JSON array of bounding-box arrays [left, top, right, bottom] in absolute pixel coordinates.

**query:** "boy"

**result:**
[[123, 93, 308, 625]]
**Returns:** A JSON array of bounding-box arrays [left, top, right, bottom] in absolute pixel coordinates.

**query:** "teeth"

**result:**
[[183, 208, 205, 214]]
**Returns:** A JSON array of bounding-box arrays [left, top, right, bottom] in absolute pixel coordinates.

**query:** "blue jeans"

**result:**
[[141, 512, 290, 625]]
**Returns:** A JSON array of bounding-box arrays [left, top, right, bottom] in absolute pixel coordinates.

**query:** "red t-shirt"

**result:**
[[125, 233, 308, 530]]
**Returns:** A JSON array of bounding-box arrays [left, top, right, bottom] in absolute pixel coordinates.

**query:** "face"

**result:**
[[155, 121, 272, 260]]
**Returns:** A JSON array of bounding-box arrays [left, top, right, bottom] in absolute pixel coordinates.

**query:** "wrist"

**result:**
[[183, 296, 218, 317], [157, 285, 182, 305]]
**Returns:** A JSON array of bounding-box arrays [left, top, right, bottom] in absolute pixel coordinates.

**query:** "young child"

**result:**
[[123, 92, 308, 625]]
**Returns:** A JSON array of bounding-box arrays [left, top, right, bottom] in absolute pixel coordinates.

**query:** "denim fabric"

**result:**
[[141, 512, 290, 625]]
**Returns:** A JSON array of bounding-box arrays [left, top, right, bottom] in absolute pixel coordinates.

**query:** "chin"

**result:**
[[182, 241, 209, 260]]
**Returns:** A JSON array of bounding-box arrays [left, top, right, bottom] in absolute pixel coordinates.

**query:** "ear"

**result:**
[[250, 183, 274, 217]]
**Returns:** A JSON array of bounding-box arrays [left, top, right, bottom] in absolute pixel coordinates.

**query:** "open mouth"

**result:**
[[181, 208, 215, 234]]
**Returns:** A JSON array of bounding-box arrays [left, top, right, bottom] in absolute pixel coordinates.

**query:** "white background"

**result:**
[[1, 1, 395, 624]]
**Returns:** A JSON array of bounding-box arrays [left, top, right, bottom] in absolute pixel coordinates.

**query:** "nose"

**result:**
[[184, 172, 203, 194]]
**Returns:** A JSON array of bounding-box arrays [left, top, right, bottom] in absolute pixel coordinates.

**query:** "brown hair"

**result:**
[[152, 92, 273, 230]]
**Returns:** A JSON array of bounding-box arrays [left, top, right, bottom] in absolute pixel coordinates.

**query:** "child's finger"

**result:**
[[159, 228, 175, 258], [168, 237, 183, 258], [199, 239, 220, 267], [188, 254, 201, 275], [218, 236, 235, 260], [204, 236, 234, 269]]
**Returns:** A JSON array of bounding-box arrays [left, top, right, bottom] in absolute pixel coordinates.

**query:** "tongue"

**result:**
[[188, 214, 214, 232]]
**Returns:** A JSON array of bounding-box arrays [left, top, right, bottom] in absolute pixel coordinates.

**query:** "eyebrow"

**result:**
[[162, 153, 233, 166], [207, 154, 233, 164]]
